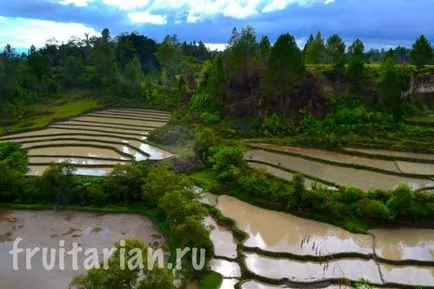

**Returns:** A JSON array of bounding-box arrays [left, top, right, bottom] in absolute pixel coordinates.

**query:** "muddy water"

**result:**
[[21, 140, 148, 161], [0, 210, 166, 289], [210, 259, 241, 278], [244, 253, 382, 283], [73, 116, 167, 128], [51, 123, 148, 134], [247, 162, 338, 190], [370, 228, 434, 261], [343, 147, 434, 161], [241, 280, 354, 289], [248, 149, 434, 191], [249, 143, 400, 173], [27, 146, 129, 160], [28, 157, 129, 166], [203, 217, 237, 259], [217, 195, 373, 256], [14, 135, 171, 160], [27, 165, 113, 176], [0, 128, 144, 141], [396, 161, 434, 175], [380, 263, 434, 287], [219, 279, 239, 289]]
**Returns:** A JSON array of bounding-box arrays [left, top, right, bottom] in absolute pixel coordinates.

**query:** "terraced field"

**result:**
[[246, 143, 434, 191], [0, 109, 173, 176], [198, 191, 434, 289]]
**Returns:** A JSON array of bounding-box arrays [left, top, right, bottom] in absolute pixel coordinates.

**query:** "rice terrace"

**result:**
[[1, 4, 434, 289]]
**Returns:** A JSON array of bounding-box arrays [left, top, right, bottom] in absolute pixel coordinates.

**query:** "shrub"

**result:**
[[208, 146, 245, 181], [356, 199, 390, 220], [387, 185, 414, 219]]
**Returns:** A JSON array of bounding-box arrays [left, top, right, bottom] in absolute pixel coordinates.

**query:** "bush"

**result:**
[[106, 164, 146, 204], [356, 199, 390, 220], [148, 125, 193, 146], [0, 161, 25, 202], [387, 185, 414, 219], [207, 146, 245, 181]]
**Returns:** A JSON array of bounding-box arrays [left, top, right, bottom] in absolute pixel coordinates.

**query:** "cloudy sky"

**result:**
[[0, 0, 433, 50]]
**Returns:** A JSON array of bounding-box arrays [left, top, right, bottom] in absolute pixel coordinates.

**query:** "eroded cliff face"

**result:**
[[411, 75, 434, 94], [408, 75, 434, 107]]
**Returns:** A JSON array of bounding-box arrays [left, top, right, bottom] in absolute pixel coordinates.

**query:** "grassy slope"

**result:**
[[0, 93, 101, 136]]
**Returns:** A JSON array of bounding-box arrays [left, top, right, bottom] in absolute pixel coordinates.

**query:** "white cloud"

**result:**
[[102, 0, 149, 10], [128, 11, 167, 24], [95, 0, 337, 25], [0, 19, 98, 48], [262, 0, 334, 13], [58, 0, 94, 7], [205, 43, 227, 51]]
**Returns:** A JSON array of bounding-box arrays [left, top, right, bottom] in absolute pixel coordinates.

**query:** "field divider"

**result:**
[[29, 155, 133, 163], [247, 144, 434, 179], [91, 111, 170, 119], [339, 147, 434, 164], [246, 159, 342, 189], [72, 119, 167, 129], [28, 163, 119, 168], [0, 132, 144, 142], [241, 244, 434, 266], [87, 113, 170, 122]]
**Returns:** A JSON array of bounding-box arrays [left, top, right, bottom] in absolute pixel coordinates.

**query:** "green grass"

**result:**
[[0, 94, 101, 136], [198, 273, 222, 289], [190, 169, 218, 191]]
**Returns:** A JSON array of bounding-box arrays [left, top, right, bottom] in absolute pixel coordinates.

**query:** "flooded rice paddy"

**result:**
[[0, 109, 173, 176], [247, 149, 434, 191], [343, 147, 434, 161], [0, 210, 166, 289], [206, 193, 434, 288]]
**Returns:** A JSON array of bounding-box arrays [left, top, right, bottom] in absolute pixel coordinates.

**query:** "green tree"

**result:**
[[70, 240, 175, 289], [0, 161, 25, 202], [387, 185, 414, 219], [326, 34, 346, 82], [206, 55, 225, 110], [305, 32, 326, 64], [208, 146, 245, 181], [262, 33, 305, 113], [303, 34, 314, 56], [257, 35, 271, 66], [347, 39, 365, 94], [142, 163, 192, 205], [378, 51, 404, 121], [40, 162, 76, 208], [226, 26, 257, 77], [123, 55, 144, 92], [156, 35, 182, 86], [107, 164, 147, 203], [410, 35, 433, 69]]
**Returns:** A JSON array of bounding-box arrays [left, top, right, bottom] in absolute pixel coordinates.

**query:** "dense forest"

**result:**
[[1, 26, 433, 125]]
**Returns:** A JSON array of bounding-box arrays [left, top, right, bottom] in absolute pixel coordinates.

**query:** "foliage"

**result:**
[[261, 33, 305, 113], [0, 142, 28, 173], [410, 35, 433, 69], [107, 164, 148, 204], [377, 52, 404, 121], [207, 146, 245, 181], [304, 32, 326, 64], [326, 34, 346, 81], [39, 162, 76, 208], [70, 240, 175, 289], [347, 39, 365, 94], [142, 162, 193, 206]]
